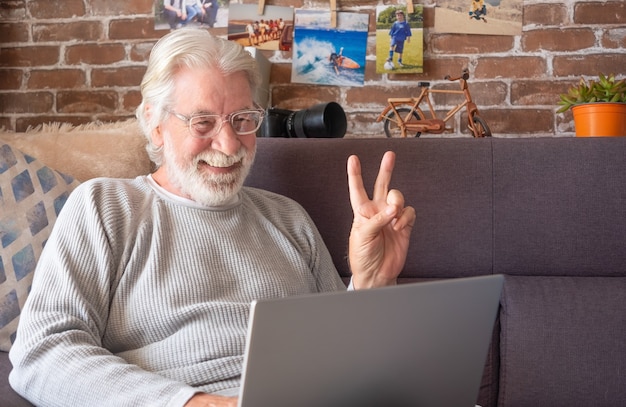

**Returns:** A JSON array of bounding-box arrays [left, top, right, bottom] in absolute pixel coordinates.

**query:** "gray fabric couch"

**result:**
[[1, 128, 625, 406], [247, 137, 626, 407]]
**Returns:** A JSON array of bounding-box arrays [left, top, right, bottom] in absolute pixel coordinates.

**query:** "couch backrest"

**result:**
[[492, 137, 626, 277], [247, 137, 626, 280], [247, 137, 495, 280]]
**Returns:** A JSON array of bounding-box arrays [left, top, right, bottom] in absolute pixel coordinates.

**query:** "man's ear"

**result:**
[[145, 104, 164, 147]]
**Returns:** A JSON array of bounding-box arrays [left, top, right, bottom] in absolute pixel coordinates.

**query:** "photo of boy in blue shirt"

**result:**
[[386, 10, 412, 68]]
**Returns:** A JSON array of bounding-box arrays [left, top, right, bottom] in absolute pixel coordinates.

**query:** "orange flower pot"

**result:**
[[572, 103, 626, 137]]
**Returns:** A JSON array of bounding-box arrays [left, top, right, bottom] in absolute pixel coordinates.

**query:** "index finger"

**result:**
[[347, 154, 369, 212]]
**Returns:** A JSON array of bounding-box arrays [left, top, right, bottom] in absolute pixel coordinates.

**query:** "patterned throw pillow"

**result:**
[[0, 142, 80, 352]]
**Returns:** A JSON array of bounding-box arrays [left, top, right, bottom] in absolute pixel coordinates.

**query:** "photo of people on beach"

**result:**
[[291, 10, 368, 87], [227, 4, 294, 51]]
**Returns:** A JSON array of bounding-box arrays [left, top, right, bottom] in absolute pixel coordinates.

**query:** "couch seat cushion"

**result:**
[[499, 276, 626, 407]]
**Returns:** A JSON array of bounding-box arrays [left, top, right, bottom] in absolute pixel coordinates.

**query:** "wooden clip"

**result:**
[[258, 0, 265, 15], [406, 2, 414, 14], [330, 0, 337, 28]]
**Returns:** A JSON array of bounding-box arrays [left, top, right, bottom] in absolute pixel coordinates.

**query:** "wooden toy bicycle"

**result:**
[[376, 69, 492, 138]]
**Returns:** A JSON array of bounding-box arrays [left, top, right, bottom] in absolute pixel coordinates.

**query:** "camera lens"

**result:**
[[259, 102, 347, 138], [287, 102, 347, 138]]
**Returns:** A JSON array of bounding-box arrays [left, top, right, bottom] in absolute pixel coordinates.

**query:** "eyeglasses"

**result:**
[[166, 107, 265, 139]]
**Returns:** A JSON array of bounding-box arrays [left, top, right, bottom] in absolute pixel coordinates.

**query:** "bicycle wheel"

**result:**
[[471, 115, 492, 137], [384, 108, 423, 138]]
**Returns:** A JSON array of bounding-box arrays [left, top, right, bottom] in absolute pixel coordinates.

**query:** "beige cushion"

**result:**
[[0, 119, 152, 182]]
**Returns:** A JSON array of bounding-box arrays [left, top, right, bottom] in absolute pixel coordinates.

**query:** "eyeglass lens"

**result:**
[[190, 111, 263, 137]]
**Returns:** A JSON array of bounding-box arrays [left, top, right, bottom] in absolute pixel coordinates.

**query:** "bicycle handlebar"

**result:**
[[444, 68, 470, 82]]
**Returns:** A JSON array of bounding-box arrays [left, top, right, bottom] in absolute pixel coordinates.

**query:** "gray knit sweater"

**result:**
[[9, 176, 345, 407]]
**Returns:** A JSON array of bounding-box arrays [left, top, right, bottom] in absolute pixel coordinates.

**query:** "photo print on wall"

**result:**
[[154, 0, 230, 30], [433, 0, 523, 35], [228, 4, 294, 51], [376, 5, 424, 74], [291, 10, 369, 87]]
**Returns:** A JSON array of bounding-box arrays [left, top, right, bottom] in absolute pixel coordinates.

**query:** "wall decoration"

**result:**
[[376, 5, 424, 74], [154, 0, 230, 30], [433, 0, 522, 35], [228, 4, 294, 51], [291, 10, 368, 87]]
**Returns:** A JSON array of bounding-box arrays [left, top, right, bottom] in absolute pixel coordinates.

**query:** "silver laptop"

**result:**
[[238, 274, 504, 407]]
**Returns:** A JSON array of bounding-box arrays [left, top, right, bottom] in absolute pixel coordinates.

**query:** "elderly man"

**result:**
[[9, 28, 415, 407]]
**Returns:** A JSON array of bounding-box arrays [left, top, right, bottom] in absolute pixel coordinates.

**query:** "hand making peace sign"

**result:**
[[347, 151, 416, 289]]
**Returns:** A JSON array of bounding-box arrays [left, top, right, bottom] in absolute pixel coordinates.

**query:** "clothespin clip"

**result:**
[[258, 0, 265, 15], [406, 1, 414, 14], [330, 0, 337, 28]]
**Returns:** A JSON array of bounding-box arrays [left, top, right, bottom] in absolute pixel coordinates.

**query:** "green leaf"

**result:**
[[557, 73, 626, 112]]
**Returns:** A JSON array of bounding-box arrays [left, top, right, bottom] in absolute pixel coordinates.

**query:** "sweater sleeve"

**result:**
[[8, 180, 197, 407]]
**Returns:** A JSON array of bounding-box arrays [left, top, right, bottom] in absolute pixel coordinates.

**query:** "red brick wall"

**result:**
[[1, 0, 625, 136]]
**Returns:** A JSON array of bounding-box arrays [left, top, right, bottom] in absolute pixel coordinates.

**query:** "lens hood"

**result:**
[[289, 102, 347, 138]]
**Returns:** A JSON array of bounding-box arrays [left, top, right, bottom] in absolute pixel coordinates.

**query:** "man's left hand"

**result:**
[[347, 151, 416, 289]]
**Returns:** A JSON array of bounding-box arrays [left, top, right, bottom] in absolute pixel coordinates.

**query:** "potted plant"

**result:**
[[557, 73, 626, 137]]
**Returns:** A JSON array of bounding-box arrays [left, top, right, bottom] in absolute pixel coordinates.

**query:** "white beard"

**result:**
[[162, 137, 255, 207]]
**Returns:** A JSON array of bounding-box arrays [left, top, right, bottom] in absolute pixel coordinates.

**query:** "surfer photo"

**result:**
[[291, 10, 368, 86]]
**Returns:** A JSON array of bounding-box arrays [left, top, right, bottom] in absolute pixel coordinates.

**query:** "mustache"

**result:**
[[193, 148, 248, 168]]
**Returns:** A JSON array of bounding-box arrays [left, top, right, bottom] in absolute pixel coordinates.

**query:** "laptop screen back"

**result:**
[[239, 274, 503, 407]]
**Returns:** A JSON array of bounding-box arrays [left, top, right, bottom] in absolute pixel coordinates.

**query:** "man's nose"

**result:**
[[209, 121, 241, 156]]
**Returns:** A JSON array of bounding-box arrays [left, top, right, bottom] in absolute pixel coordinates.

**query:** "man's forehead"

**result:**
[[171, 68, 253, 108]]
